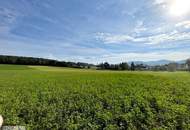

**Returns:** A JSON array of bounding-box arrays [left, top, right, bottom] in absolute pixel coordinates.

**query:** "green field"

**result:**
[[0, 65, 190, 130]]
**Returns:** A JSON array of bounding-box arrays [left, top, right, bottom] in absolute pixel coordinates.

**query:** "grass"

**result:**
[[0, 64, 190, 130]]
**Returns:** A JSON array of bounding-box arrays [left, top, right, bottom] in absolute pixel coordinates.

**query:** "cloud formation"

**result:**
[[96, 30, 190, 45], [59, 51, 190, 64], [176, 21, 190, 29], [0, 7, 19, 26], [0, 0, 190, 63]]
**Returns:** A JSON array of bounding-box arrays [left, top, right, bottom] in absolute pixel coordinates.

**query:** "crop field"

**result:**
[[0, 65, 190, 130]]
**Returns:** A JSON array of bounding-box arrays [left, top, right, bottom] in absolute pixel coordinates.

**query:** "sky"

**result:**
[[0, 0, 190, 64]]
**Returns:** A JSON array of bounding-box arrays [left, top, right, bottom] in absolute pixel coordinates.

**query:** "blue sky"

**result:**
[[0, 0, 190, 64]]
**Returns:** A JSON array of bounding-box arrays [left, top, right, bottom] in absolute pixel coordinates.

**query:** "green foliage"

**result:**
[[0, 65, 190, 130], [0, 55, 94, 69], [98, 62, 129, 70], [186, 59, 190, 71], [131, 62, 135, 71]]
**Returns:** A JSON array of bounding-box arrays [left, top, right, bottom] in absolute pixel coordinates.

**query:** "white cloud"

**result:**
[[0, 7, 19, 25], [134, 21, 147, 34], [175, 21, 190, 29], [0, 7, 21, 37], [153, 0, 173, 6], [96, 30, 190, 45], [154, 0, 165, 4], [61, 51, 190, 64], [0, 38, 110, 61], [96, 32, 135, 44], [107, 51, 190, 62], [142, 30, 188, 44], [45, 53, 59, 60], [121, 8, 139, 18], [1, 37, 190, 64], [113, 51, 190, 63]]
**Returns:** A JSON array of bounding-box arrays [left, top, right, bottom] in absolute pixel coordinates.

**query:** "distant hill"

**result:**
[[129, 60, 186, 66], [0, 55, 187, 67], [0, 55, 94, 69]]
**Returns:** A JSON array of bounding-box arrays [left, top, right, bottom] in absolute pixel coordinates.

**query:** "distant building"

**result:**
[[177, 63, 188, 71]]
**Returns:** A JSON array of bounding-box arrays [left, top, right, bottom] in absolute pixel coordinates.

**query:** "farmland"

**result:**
[[0, 65, 190, 130]]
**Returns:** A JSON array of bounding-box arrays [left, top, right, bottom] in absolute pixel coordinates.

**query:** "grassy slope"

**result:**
[[0, 65, 190, 129]]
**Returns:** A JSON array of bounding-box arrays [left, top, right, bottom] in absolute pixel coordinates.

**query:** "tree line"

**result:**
[[0, 55, 94, 69], [97, 62, 143, 71], [98, 60, 190, 72], [0, 55, 190, 71]]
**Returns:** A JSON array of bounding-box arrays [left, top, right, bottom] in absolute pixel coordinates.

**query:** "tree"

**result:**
[[119, 62, 129, 70], [131, 62, 135, 71], [97, 62, 110, 70], [104, 62, 110, 69], [186, 59, 190, 71]]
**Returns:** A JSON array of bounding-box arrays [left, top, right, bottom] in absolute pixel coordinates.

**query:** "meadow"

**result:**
[[0, 65, 190, 130]]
